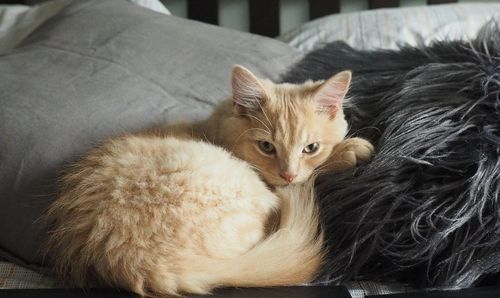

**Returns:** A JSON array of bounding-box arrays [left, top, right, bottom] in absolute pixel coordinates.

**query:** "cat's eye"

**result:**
[[258, 141, 276, 154], [303, 143, 320, 154]]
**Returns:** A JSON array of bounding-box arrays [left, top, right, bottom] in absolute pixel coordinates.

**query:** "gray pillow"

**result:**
[[0, 0, 300, 267]]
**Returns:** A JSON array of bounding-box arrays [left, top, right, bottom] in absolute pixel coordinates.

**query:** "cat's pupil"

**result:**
[[303, 143, 319, 154], [258, 141, 275, 154]]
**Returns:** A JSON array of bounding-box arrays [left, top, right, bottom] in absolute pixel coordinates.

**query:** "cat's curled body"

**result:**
[[46, 66, 374, 296], [47, 135, 323, 296]]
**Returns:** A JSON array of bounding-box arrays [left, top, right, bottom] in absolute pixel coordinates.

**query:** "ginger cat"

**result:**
[[45, 66, 373, 296], [168, 65, 373, 186]]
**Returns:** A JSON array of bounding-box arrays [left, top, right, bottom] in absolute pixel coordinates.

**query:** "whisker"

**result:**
[[315, 159, 350, 174], [256, 100, 273, 132], [347, 126, 380, 138], [242, 113, 272, 134]]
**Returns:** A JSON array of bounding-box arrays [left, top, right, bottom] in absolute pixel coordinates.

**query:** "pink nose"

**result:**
[[280, 172, 297, 183]]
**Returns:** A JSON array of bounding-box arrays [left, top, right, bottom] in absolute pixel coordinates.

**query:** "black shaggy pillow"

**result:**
[[283, 23, 500, 289]]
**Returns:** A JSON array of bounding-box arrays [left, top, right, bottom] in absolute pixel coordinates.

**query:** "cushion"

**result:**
[[283, 23, 500, 288], [280, 3, 500, 52], [0, 0, 300, 266]]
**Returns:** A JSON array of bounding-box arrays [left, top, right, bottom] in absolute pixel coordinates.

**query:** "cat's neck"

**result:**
[[200, 99, 235, 146]]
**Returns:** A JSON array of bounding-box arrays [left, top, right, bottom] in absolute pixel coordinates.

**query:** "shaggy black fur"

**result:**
[[283, 23, 500, 289]]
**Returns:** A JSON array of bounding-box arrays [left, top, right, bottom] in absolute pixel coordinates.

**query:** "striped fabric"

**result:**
[[0, 262, 58, 289], [280, 3, 500, 51], [0, 261, 412, 297], [345, 281, 413, 298]]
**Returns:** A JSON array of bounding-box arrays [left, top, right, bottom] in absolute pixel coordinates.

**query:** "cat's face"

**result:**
[[226, 66, 350, 186]]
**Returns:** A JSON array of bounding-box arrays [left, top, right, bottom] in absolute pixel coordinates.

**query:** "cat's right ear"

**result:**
[[232, 65, 267, 115], [313, 70, 352, 119]]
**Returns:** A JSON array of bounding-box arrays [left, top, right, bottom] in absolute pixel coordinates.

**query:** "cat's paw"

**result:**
[[326, 137, 374, 171], [339, 137, 374, 164]]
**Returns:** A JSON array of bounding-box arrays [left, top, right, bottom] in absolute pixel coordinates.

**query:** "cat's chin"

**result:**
[[274, 181, 292, 187]]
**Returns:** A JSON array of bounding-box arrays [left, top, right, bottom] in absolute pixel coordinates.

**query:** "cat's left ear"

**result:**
[[232, 65, 267, 115], [313, 70, 352, 119]]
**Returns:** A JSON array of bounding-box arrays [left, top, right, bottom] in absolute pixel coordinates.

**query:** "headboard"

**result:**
[[185, 0, 459, 37], [1, 0, 460, 37]]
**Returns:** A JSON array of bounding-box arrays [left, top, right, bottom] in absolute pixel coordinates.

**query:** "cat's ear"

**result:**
[[232, 65, 267, 115], [313, 70, 351, 119]]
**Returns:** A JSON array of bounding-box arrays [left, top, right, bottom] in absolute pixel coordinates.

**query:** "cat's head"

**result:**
[[225, 65, 351, 186]]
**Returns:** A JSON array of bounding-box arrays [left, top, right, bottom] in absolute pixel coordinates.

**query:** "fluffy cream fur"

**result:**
[[46, 135, 323, 296]]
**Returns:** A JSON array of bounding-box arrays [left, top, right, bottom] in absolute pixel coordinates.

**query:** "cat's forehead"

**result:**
[[247, 79, 329, 144], [255, 81, 322, 119], [263, 80, 321, 101], [274, 116, 310, 145]]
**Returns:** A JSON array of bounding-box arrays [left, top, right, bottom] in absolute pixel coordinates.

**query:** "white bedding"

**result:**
[[0, 0, 70, 54], [280, 3, 500, 52], [0, 0, 169, 54]]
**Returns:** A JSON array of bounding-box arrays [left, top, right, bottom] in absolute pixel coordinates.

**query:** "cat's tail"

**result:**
[[216, 181, 324, 287], [151, 180, 325, 295]]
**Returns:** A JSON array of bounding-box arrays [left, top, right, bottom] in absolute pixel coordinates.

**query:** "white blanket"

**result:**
[[0, 0, 169, 54], [280, 3, 500, 52]]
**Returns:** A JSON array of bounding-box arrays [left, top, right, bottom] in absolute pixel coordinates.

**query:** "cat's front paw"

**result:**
[[326, 137, 374, 172]]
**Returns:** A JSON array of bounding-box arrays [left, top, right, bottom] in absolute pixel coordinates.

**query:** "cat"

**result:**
[[45, 66, 373, 296], [163, 65, 374, 186]]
